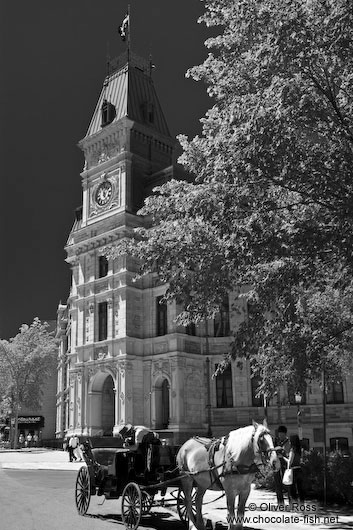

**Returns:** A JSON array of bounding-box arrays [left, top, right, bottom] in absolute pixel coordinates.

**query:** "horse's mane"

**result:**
[[226, 423, 270, 464]]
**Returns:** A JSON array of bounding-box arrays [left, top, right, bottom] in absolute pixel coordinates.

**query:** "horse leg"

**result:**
[[235, 485, 251, 530], [223, 479, 237, 530], [194, 487, 207, 530]]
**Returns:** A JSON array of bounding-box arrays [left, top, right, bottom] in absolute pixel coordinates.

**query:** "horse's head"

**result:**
[[252, 420, 281, 472]]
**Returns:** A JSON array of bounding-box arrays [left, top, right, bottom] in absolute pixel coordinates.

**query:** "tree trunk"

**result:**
[[13, 406, 19, 450]]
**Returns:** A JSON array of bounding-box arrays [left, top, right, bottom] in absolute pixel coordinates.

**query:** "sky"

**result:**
[[0, 1, 215, 339]]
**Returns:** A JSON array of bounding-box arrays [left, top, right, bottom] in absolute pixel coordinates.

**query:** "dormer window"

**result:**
[[101, 99, 116, 127]]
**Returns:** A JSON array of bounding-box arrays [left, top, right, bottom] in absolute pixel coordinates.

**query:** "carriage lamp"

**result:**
[[294, 392, 303, 440]]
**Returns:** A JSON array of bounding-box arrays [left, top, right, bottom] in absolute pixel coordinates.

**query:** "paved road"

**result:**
[[1, 449, 352, 530], [0, 466, 185, 530]]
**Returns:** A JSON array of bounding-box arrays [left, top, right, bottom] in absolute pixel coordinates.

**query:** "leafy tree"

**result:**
[[0, 318, 57, 448], [107, 0, 353, 396]]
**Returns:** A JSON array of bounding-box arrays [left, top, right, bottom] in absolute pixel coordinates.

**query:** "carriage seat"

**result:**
[[91, 448, 117, 467]]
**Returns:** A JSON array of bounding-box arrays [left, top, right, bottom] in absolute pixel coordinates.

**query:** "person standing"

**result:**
[[73, 434, 83, 462], [18, 433, 25, 448], [284, 434, 305, 506], [273, 425, 290, 507], [26, 432, 33, 449], [68, 435, 77, 462]]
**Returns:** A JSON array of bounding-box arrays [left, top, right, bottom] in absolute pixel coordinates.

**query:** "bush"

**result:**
[[326, 451, 353, 505], [255, 450, 353, 505], [254, 463, 275, 490]]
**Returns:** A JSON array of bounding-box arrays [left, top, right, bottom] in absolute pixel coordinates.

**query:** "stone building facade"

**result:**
[[56, 52, 353, 450]]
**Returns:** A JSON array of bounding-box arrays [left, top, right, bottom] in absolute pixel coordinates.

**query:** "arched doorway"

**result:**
[[155, 378, 170, 429], [89, 371, 116, 436], [101, 375, 115, 435]]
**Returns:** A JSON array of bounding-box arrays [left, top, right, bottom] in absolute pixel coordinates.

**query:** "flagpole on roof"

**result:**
[[127, 4, 131, 62], [118, 8, 130, 58]]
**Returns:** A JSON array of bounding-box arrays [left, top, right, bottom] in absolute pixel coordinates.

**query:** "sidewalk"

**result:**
[[1, 449, 352, 529], [0, 447, 85, 471], [155, 487, 352, 530]]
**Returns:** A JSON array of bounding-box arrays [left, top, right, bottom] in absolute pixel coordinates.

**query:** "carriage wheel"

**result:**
[[177, 487, 197, 528], [121, 482, 142, 530], [75, 466, 91, 515], [141, 490, 154, 515]]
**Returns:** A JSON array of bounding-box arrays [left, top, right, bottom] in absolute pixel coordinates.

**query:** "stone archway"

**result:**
[[101, 375, 115, 435], [154, 377, 170, 429], [89, 371, 115, 436]]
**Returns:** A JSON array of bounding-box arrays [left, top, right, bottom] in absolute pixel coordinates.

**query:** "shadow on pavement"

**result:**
[[83, 510, 185, 529]]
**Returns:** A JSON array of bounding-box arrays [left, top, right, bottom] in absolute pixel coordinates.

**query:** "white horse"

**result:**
[[177, 421, 280, 530]]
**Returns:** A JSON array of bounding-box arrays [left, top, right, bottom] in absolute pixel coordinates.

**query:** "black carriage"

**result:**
[[75, 433, 192, 529]]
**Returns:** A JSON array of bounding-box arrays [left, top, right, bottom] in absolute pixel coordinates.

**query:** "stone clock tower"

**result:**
[[58, 51, 239, 444], [61, 51, 194, 439]]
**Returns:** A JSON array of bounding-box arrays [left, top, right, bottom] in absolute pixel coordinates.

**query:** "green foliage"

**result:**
[[256, 450, 353, 505], [107, 0, 353, 393], [0, 318, 57, 446], [302, 450, 353, 504]]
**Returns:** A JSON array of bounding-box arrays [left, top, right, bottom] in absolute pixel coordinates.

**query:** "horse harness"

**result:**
[[192, 428, 276, 487]]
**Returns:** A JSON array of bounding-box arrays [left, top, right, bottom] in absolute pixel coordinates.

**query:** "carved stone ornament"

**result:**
[[88, 366, 99, 380], [120, 392, 125, 404], [153, 360, 169, 377], [98, 151, 110, 164], [118, 361, 128, 377]]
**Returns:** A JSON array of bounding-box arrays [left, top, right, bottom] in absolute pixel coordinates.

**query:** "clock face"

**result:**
[[95, 181, 113, 206]]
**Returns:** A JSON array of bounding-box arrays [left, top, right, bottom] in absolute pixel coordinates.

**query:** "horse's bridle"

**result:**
[[254, 429, 278, 467]]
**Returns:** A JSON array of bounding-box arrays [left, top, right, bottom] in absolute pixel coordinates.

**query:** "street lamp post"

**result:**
[[204, 319, 212, 438], [322, 367, 327, 505], [294, 392, 302, 441]]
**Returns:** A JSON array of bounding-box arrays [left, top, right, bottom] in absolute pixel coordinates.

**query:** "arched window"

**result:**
[[98, 256, 109, 278], [215, 364, 233, 408]]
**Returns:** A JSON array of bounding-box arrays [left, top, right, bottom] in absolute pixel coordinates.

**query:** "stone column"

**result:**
[[112, 376, 121, 436], [68, 372, 76, 433], [169, 357, 186, 429], [76, 372, 83, 432], [117, 360, 133, 425], [107, 298, 113, 339]]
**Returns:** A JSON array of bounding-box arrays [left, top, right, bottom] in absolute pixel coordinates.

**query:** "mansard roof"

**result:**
[[85, 52, 171, 139]]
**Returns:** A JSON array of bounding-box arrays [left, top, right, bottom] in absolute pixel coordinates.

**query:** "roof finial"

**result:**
[[149, 54, 156, 77]]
